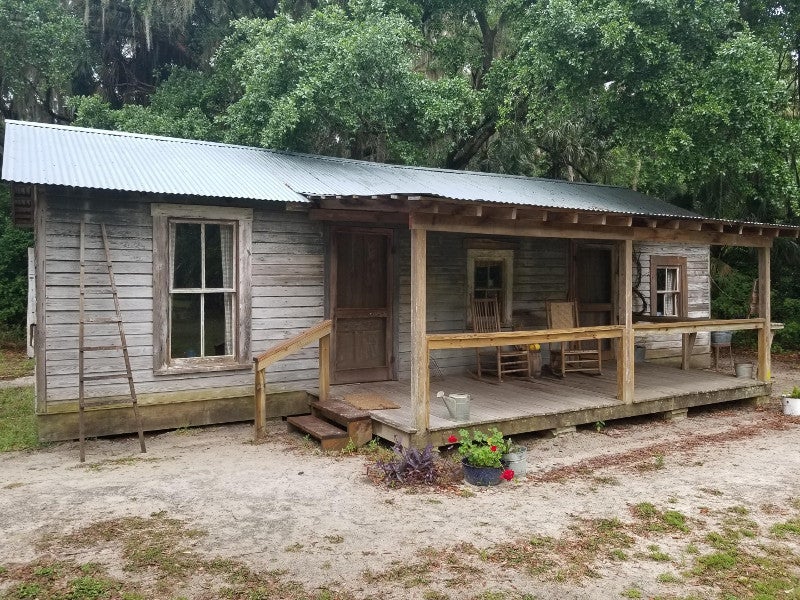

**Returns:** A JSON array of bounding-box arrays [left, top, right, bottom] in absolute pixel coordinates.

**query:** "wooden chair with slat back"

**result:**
[[546, 300, 602, 377], [471, 297, 531, 382]]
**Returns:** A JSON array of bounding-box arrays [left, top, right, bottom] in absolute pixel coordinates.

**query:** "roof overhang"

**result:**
[[305, 194, 799, 247]]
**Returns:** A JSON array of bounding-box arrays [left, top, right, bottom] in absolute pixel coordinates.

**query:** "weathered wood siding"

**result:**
[[38, 187, 711, 414], [395, 232, 570, 379], [40, 189, 324, 409], [633, 242, 711, 357], [392, 235, 708, 379]]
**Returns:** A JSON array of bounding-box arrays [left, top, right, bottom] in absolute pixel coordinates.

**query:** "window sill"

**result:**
[[154, 362, 252, 376]]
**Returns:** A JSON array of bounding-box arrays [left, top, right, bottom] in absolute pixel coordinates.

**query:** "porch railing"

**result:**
[[253, 319, 332, 441], [426, 325, 624, 350], [633, 317, 766, 370]]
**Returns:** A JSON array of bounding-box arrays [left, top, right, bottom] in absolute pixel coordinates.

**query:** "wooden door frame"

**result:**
[[329, 226, 395, 384], [570, 240, 615, 358]]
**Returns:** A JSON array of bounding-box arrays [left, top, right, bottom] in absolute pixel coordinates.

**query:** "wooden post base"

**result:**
[[662, 408, 688, 422], [548, 425, 577, 437]]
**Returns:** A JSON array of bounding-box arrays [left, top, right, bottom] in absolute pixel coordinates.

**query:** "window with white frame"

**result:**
[[650, 255, 687, 317], [152, 204, 252, 373], [467, 248, 514, 325]]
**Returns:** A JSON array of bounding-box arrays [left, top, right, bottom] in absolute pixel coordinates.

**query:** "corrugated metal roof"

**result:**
[[1, 120, 701, 218], [1, 120, 306, 203]]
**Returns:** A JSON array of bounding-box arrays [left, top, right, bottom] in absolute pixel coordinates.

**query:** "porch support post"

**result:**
[[757, 245, 771, 382], [318, 333, 330, 402], [616, 239, 634, 404], [411, 227, 430, 433]]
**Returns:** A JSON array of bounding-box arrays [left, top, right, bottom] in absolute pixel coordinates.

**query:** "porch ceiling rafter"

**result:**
[[408, 212, 775, 248], [307, 194, 797, 244]]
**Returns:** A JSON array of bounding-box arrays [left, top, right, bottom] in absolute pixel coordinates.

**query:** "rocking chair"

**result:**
[[471, 298, 531, 382], [546, 300, 602, 377]]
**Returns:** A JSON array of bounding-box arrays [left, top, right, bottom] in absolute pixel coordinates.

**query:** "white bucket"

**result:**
[[734, 363, 754, 378], [782, 396, 800, 416]]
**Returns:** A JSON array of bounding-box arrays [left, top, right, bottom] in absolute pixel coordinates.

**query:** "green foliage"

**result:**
[[218, 7, 480, 163], [0, 186, 33, 340], [0, 0, 86, 120], [72, 68, 219, 140], [455, 428, 509, 468]]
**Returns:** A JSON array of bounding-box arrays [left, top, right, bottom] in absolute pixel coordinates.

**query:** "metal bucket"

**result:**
[[439, 392, 470, 421], [502, 446, 528, 477], [711, 331, 733, 346], [734, 362, 754, 378], [782, 396, 800, 416]]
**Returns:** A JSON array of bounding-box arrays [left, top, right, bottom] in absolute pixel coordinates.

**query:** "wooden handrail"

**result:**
[[253, 319, 332, 441], [634, 318, 764, 336], [254, 320, 332, 370], [427, 325, 624, 351]]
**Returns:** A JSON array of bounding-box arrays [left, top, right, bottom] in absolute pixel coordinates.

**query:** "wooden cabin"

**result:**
[[2, 120, 797, 446]]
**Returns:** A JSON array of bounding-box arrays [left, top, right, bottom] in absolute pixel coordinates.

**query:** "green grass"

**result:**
[[0, 385, 38, 452], [0, 347, 34, 380]]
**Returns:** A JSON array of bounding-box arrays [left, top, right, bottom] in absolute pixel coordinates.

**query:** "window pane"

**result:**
[[205, 224, 222, 288], [487, 264, 502, 288], [205, 224, 234, 289], [204, 292, 232, 356], [173, 223, 201, 289], [657, 267, 679, 292], [171, 294, 201, 358], [475, 265, 489, 289]]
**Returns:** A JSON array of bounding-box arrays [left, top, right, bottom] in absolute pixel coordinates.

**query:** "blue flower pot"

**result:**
[[462, 458, 503, 486]]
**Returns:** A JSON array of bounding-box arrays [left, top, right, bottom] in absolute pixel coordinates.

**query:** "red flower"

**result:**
[[501, 469, 515, 481], [447, 435, 458, 444], [490, 445, 497, 452]]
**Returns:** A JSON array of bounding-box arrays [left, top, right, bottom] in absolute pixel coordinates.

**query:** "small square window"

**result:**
[[650, 256, 687, 317]]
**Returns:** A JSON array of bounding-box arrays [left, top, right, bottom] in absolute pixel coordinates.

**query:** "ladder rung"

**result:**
[[81, 345, 123, 352], [81, 397, 137, 408], [85, 317, 121, 324], [82, 372, 132, 382]]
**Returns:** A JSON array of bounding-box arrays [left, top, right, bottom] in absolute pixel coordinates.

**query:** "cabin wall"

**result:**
[[39, 189, 324, 415], [392, 235, 709, 379], [395, 232, 570, 379], [633, 242, 711, 359]]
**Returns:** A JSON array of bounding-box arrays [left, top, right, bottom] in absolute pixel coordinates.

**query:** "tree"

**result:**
[[0, 0, 86, 124]]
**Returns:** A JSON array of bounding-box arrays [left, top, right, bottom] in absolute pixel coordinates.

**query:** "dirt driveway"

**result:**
[[1, 357, 800, 599]]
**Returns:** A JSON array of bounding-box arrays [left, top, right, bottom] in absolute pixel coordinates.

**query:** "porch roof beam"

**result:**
[[409, 213, 773, 247]]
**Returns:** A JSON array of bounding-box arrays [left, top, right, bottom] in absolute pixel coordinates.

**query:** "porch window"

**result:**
[[650, 256, 687, 317], [152, 204, 252, 373], [467, 249, 513, 325]]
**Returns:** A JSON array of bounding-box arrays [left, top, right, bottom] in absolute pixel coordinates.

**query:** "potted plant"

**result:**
[[782, 387, 800, 416], [450, 428, 514, 486]]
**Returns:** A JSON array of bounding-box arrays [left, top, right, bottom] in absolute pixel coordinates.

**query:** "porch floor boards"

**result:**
[[329, 362, 769, 442]]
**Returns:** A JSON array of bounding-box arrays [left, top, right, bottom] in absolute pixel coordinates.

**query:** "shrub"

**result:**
[[371, 439, 461, 487]]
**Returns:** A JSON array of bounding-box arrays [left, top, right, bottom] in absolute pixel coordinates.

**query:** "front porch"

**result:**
[[331, 362, 770, 446]]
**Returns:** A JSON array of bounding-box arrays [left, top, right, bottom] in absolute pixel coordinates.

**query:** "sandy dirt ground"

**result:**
[[1, 355, 800, 599]]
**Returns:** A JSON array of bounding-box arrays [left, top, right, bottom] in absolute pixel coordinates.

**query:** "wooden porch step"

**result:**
[[311, 399, 373, 447], [286, 415, 350, 451]]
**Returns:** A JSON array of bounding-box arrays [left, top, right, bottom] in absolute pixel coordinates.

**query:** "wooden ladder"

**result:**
[[78, 217, 146, 462]]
